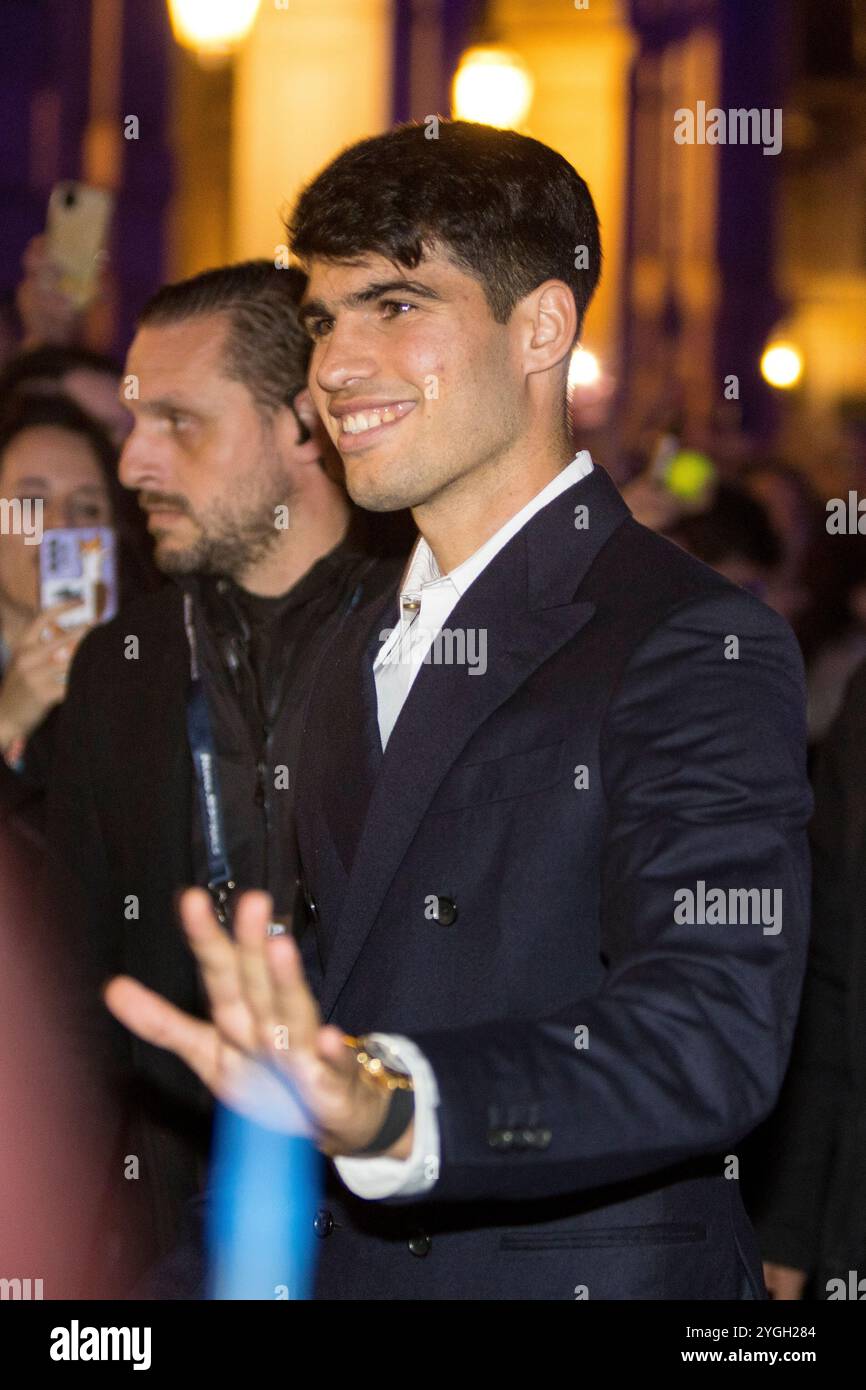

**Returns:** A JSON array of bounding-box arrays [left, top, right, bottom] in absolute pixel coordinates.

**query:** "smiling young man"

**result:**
[[108, 121, 813, 1300]]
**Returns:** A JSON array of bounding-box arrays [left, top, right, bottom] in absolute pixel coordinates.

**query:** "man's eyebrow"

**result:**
[[298, 278, 443, 325], [135, 396, 201, 417]]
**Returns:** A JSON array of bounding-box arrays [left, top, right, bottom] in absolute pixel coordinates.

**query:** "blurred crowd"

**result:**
[[0, 232, 864, 1300], [622, 439, 866, 750]]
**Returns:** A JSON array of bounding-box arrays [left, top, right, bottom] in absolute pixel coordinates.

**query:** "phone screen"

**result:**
[[39, 526, 118, 627]]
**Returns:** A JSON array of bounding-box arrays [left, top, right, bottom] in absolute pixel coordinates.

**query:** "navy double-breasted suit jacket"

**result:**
[[294, 463, 813, 1300]]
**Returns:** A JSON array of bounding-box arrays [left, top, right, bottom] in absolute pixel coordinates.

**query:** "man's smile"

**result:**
[[328, 399, 417, 451]]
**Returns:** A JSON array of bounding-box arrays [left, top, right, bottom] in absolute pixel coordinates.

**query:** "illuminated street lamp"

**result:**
[[568, 347, 614, 429], [167, 0, 262, 60], [452, 45, 534, 129], [760, 341, 804, 390], [568, 347, 601, 390]]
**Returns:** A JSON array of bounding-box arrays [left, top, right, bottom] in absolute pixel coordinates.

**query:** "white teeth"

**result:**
[[341, 407, 401, 435]]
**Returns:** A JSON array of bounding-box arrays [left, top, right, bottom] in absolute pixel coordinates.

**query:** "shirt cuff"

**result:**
[[333, 1033, 441, 1200]]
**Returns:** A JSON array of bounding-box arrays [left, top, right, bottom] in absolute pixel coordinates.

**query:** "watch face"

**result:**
[[357, 1037, 412, 1086]]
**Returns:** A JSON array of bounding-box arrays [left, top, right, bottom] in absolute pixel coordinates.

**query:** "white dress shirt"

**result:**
[[334, 450, 594, 1199]]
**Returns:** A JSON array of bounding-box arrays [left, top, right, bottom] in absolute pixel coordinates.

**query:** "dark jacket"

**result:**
[[0, 685, 61, 837], [294, 464, 813, 1300], [45, 537, 402, 1272], [0, 716, 53, 834], [748, 659, 866, 1290]]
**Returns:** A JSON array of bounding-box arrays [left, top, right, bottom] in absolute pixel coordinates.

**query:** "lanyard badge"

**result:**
[[184, 593, 236, 927]]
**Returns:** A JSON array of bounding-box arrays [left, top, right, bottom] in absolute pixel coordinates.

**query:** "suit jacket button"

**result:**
[[407, 1231, 431, 1258], [313, 1209, 333, 1238], [433, 896, 457, 926]]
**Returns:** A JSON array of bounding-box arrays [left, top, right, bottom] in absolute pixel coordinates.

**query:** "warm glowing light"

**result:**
[[568, 347, 601, 390], [665, 450, 715, 501], [452, 46, 534, 129], [760, 342, 803, 390], [167, 0, 261, 57]]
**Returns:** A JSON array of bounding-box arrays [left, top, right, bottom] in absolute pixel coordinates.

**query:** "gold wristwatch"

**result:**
[[341, 1034, 415, 1092]]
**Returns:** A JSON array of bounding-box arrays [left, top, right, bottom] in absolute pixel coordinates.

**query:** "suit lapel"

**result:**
[[317, 464, 630, 1019], [310, 587, 391, 876]]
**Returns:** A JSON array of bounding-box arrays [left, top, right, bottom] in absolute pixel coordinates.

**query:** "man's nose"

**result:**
[[118, 427, 166, 492], [314, 319, 380, 396]]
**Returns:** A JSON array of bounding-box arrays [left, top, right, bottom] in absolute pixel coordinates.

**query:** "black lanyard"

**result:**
[[181, 564, 378, 926], [184, 592, 235, 926]]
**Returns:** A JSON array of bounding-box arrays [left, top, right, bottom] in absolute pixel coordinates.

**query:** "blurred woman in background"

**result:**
[[0, 393, 157, 826]]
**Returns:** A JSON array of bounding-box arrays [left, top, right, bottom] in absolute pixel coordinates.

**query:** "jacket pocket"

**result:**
[[429, 740, 567, 814], [500, 1222, 707, 1251]]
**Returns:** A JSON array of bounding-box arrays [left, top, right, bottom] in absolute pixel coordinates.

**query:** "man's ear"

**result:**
[[291, 387, 318, 441], [278, 388, 344, 485], [275, 387, 321, 463], [521, 280, 578, 378]]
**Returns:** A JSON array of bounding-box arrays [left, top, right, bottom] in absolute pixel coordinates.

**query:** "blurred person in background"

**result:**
[[627, 448, 866, 747], [1, 230, 132, 447], [742, 462, 866, 745], [0, 343, 131, 450], [666, 483, 782, 600], [0, 810, 143, 1297], [45, 260, 404, 1283], [0, 294, 19, 373], [740, 462, 819, 632], [15, 230, 111, 353], [3, 227, 130, 442], [0, 393, 156, 829], [749, 658, 866, 1299]]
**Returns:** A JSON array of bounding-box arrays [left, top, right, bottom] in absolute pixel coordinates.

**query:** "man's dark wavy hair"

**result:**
[[287, 120, 602, 339], [139, 260, 311, 420]]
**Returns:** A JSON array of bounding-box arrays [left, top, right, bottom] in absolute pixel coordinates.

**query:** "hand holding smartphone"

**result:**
[[45, 181, 114, 311]]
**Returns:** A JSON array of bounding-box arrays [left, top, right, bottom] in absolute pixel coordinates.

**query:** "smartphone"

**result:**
[[46, 181, 114, 309], [39, 527, 118, 629]]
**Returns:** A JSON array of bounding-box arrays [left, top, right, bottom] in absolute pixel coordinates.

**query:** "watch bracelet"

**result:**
[[348, 1083, 416, 1157]]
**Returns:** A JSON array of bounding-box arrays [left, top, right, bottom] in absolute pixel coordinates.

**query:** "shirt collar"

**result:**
[[397, 450, 594, 600]]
